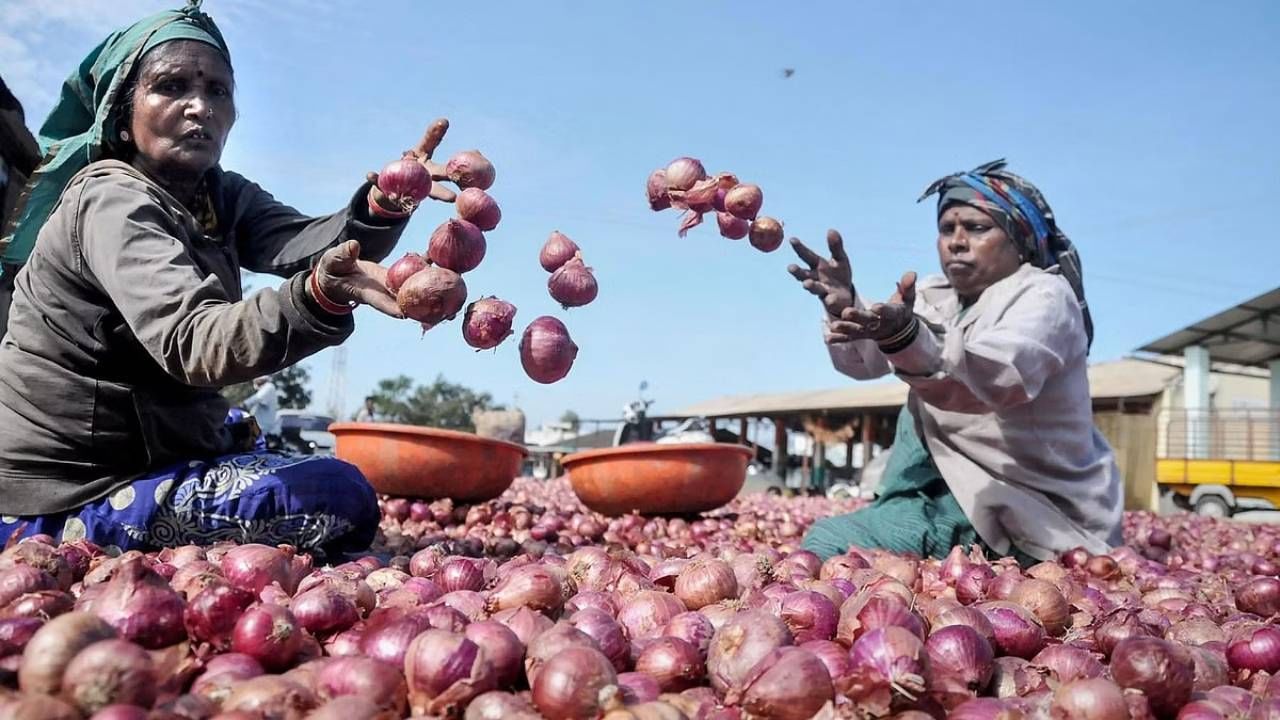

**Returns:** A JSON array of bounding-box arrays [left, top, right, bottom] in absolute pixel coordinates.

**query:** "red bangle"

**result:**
[[309, 270, 354, 315], [367, 190, 411, 219]]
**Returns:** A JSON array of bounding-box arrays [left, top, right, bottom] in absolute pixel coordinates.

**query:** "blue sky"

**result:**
[[4, 1, 1277, 429]]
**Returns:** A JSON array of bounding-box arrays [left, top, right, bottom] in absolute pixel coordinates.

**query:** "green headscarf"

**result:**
[[1, 0, 231, 268]]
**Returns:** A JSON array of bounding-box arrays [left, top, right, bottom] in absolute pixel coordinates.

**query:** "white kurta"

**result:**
[[827, 264, 1124, 560]]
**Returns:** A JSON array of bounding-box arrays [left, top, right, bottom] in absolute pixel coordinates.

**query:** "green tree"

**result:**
[[560, 410, 581, 432], [368, 374, 499, 431], [221, 364, 312, 409]]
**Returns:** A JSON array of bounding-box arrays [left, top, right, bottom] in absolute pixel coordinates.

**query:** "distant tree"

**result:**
[[368, 374, 499, 431], [221, 364, 312, 409], [560, 410, 581, 432]]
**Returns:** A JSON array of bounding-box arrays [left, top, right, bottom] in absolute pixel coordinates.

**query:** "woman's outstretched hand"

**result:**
[[311, 240, 403, 319], [788, 229, 857, 318], [825, 271, 918, 344]]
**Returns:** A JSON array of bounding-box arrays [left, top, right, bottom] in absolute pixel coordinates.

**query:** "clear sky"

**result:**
[[4, 1, 1277, 429]]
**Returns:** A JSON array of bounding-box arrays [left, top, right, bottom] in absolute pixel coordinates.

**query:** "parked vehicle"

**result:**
[[278, 410, 337, 455]]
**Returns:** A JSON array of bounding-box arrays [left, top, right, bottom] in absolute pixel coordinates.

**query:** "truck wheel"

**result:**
[[1194, 495, 1231, 518]]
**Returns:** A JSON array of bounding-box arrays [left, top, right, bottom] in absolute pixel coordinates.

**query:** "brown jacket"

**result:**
[[0, 160, 408, 515]]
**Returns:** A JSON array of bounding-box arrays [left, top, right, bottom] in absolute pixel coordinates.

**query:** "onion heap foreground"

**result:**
[[1, 479, 1277, 719]]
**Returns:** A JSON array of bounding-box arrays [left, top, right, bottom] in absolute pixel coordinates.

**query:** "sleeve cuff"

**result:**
[[884, 322, 942, 377], [283, 271, 355, 341]]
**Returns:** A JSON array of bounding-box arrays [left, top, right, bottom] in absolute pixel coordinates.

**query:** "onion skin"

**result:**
[[1109, 636, 1194, 718], [61, 639, 156, 715], [844, 626, 929, 717], [222, 675, 318, 719], [18, 611, 116, 694], [386, 252, 429, 294], [404, 629, 498, 717], [456, 188, 502, 231], [737, 647, 834, 720], [664, 157, 706, 192], [531, 646, 619, 720], [748, 217, 784, 253], [1010, 578, 1070, 637], [707, 609, 793, 698], [462, 297, 517, 350], [446, 150, 496, 191], [519, 316, 579, 384], [647, 170, 671, 212], [397, 265, 468, 327], [429, 218, 488, 274]]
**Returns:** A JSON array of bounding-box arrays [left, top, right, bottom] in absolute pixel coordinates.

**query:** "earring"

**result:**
[[119, 130, 130, 142]]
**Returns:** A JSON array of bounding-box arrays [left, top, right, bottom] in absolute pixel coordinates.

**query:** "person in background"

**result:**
[[242, 376, 281, 449], [354, 396, 377, 423], [789, 159, 1122, 565], [0, 2, 460, 558], [0, 75, 43, 335]]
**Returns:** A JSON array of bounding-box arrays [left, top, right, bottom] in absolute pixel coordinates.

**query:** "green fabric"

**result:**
[[801, 404, 1037, 566], [1, 0, 230, 267]]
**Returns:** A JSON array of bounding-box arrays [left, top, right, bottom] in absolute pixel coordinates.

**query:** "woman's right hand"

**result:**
[[310, 240, 403, 319], [787, 229, 857, 318]]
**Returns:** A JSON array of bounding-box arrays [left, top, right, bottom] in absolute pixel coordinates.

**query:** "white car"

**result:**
[[278, 410, 337, 455]]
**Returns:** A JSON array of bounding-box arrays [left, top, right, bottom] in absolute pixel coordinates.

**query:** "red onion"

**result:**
[[463, 297, 517, 350], [465, 691, 542, 720], [456, 187, 502, 231], [184, 583, 254, 650], [397, 264, 468, 327], [674, 559, 738, 611], [5, 589, 72, 619], [547, 254, 599, 309], [1031, 644, 1105, 683], [437, 557, 486, 593], [646, 169, 671, 212], [616, 671, 662, 704], [1186, 645, 1229, 691], [91, 557, 186, 648], [17, 611, 116, 694], [1086, 555, 1121, 580], [570, 608, 630, 671], [0, 565, 56, 607], [1166, 618, 1226, 646], [1010, 578, 1069, 637], [837, 594, 925, 646], [434, 590, 485, 623], [956, 565, 996, 605], [2, 695, 82, 720], [618, 591, 686, 642], [845, 626, 929, 717], [565, 591, 618, 617], [1049, 678, 1129, 720], [222, 675, 317, 719], [429, 218, 487, 274], [61, 639, 156, 715], [385, 252, 429, 294], [976, 601, 1047, 659], [220, 544, 300, 595], [531, 646, 619, 720], [748, 217, 784, 253], [778, 590, 838, 643], [405, 629, 498, 716], [664, 157, 706, 192], [1094, 609, 1156, 659], [492, 606, 554, 646], [465, 620, 525, 687], [0, 617, 42, 658], [306, 696, 384, 720], [378, 157, 432, 209], [540, 230, 582, 273], [635, 636, 704, 692], [724, 184, 763, 221], [324, 626, 365, 657], [232, 603, 304, 671], [527, 621, 599, 686], [409, 547, 446, 579], [800, 639, 852, 688], [924, 625, 994, 708], [716, 212, 750, 240], [446, 150, 496, 190], [519, 316, 579, 384], [488, 563, 567, 616], [707, 609, 793, 698], [1235, 577, 1280, 617], [735, 647, 834, 720], [315, 656, 408, 713], [1109, 636, 1194, 718], [291, 586, 359, 636], [1226, 624, 1280, 673], [87, 705, 149, 720], [0, 539, 73, 589], [662, 611, 716, 659]]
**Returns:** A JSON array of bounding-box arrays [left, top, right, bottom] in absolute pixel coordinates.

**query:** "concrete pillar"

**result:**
[[1270, 359, 1280, 460], [773, 419, 787, 480], [1184, 346, 1211, 458]]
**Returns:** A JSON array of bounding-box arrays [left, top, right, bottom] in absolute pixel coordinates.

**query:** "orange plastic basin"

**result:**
[[330, 422, 527, 501], [562, 443, 753, 517]]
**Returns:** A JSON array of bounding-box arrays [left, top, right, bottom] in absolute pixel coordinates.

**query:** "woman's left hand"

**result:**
[[311, 240, 403, 319], [826, 271, 917, 344]]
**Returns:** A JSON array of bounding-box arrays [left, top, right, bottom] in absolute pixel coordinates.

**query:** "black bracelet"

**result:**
[[877, 317, 920, 354]]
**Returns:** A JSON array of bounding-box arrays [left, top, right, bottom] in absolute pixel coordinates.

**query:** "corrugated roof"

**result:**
[[662, 358, 1179, 420], [1137, 287, 1280, 367]]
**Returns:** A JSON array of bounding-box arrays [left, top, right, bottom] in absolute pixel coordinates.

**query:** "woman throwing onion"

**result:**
[[790, 160, 1123, 564], [0, 2, 458, 557]]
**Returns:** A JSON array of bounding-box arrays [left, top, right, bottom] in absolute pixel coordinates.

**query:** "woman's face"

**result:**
[[936, 204, 1024, 303], [128, 40, 234, 184]]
